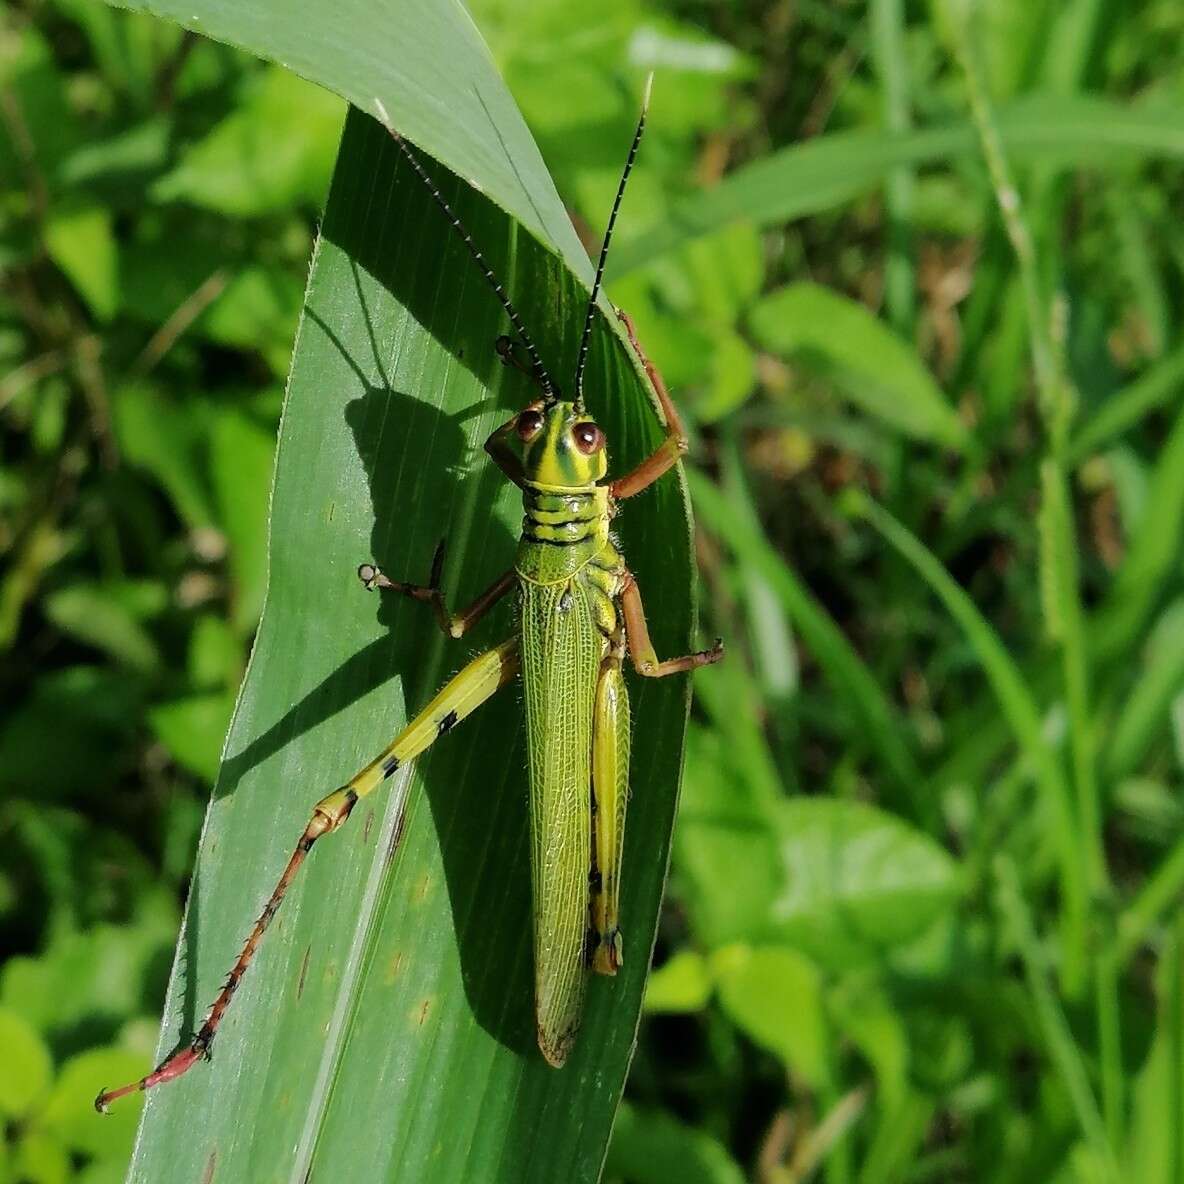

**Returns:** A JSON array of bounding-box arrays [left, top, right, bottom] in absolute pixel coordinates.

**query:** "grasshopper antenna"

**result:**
[[572, 73, 652, 414], [373, 99, 557, 403]]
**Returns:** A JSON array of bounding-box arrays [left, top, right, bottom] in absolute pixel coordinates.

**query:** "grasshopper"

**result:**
[[96, 81, 721, 1111]]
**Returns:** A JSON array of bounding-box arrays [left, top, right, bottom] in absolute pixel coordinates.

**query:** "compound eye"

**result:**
[[515, 408, 545, 440], [572, 421, 605, 455]]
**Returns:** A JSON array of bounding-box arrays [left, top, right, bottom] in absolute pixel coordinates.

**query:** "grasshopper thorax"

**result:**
[[508, 400, 608, 490]]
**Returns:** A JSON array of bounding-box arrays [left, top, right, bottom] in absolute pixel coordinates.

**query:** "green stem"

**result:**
[[870, 0, 914, 335], [1095, 953, 1124, 1150], [856, 493, 1086, 990], [1115, 833, 1184, 967], [995, 856, 1118, 1180]]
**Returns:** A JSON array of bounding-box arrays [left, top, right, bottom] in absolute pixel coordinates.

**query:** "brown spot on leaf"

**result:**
[[418, 998, 432, 1027], [202, 1149, 217, 1184], [384, 951, 405, 985], [384, 810, 408, 868], [363, 809, 375, 843], [297, 945, 311, 999]]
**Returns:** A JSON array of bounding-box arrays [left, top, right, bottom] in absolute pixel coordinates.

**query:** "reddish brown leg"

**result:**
[[620, 570, 723, 677], [610, 309, 690, 500], [95, 786, 359, 1112], [358, 541, 514, 638]]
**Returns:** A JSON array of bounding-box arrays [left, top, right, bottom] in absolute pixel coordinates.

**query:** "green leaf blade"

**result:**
[[748, 283, 969, 451], [110, 0, 592, 279], [124, 21, 694, 1184], [611, 95, 1184, 274]]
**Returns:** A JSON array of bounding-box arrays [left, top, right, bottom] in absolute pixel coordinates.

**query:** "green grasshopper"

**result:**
[[96, 82, 721, 1111]]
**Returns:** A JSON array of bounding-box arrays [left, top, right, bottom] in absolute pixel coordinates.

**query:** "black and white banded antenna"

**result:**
[[572, 73, 653, 414], [373, 98, 556, 403]]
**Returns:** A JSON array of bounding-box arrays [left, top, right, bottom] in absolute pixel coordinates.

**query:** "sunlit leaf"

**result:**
[[749, 283, 969, 450], [0, 1009, 53, 1118], [119, 3, 695, 1182], [44, 206, 120, 322]]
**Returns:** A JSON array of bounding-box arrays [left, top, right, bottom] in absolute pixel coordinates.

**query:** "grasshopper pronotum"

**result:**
[[96, 78, 722, 1111]]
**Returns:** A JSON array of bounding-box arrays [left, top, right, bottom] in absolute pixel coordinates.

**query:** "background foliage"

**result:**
[[3, 0, 1184, 1181]]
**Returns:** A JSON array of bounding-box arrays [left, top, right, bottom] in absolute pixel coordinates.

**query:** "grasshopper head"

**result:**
[[495, 399, 608, 489]]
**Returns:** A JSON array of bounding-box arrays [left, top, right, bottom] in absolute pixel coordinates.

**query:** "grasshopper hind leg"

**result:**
[[590, 645, 631, 976], [94, 637, 519, 1112]]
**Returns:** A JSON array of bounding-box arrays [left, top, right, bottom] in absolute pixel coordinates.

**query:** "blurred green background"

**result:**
[[4, 0, 1184, 1181]]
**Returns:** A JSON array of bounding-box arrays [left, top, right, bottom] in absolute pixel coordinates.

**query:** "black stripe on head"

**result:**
[[382, 755, 400, 778], [437, 709, 459, 735]]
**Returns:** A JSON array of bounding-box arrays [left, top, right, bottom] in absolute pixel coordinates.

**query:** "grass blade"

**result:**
[[120, 9, 695, 1181], [994, 856, 1116, 1179], [1093, 399, 1184, 663], [610, 95, 1184, 275], [852, 493, 1085, 990], [110, 0, 591, 273], [690, 473, 923, 813], [747, 283, 970, 452], [1069, 346, 1184, 463]]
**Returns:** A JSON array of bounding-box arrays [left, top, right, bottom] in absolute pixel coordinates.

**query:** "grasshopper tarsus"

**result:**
[[494, 334, 515, 365], [495, 333, 545, 386]]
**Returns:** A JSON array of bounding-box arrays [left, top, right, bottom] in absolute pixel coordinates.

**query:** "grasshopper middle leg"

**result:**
[[95, 637, 520, 1112], [620, 571, 723, 676]]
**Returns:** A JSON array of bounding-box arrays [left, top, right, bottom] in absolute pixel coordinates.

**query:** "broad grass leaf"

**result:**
[[711, 944, 832, 1089], [209, 408, 273, 634], [749, 283, 969, 450], [119, 4, 695, 1181], [643, 950, 713, 1015], [0, 1009, 53, 1118], [606, 1104, 747, 1184], [44, 206, 120, 323], [1107, 601, 1184, 783], [766, 800, 959, 969], [611, 95, 1184, 273], [42, 584, 161, 673], [151, 67, 344, 216]]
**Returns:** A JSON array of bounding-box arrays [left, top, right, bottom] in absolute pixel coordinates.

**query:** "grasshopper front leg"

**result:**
[[359, 540, 515, 638], [609, 310, 690, 501], [95, 637, 520, 1112]]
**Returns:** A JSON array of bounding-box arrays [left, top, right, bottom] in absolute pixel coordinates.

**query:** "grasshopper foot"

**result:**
[[358, 562, 384, 590]]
